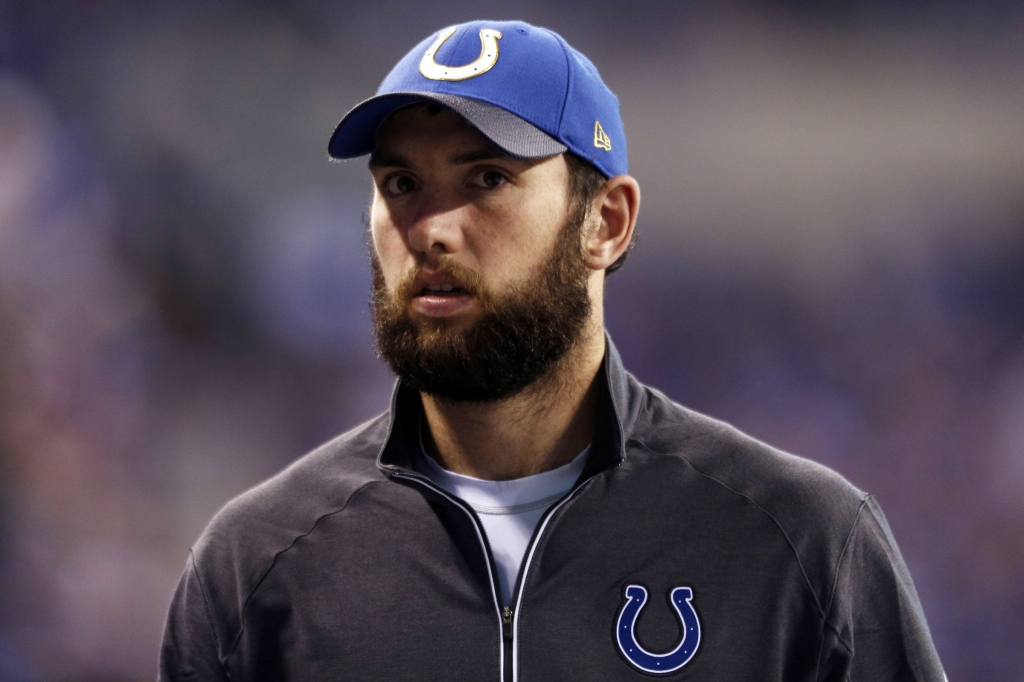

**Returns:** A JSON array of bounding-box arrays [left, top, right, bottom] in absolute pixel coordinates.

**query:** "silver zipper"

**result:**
[[509, 479, 595, 682], [390, 471, 506, 682]]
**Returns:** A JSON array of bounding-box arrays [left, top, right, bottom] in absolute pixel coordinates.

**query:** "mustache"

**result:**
[[396, 258, 486, 300]]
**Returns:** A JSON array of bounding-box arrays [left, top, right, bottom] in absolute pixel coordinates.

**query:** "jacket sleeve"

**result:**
[[817, 496, 946, 682], [158, 551, 230, 681]]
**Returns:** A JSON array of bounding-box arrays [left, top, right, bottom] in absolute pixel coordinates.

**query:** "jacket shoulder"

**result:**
[[187, 412, 391, 643], [197, 412, 388, 550], [630, 380, 868, 615]]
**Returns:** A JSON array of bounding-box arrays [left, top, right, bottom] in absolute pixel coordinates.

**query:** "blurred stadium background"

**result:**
[[1, 0, 1022, 679]]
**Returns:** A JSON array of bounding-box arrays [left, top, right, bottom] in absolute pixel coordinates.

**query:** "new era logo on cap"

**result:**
[[594, 121, 612, 151], [328, 20, 628, 178]]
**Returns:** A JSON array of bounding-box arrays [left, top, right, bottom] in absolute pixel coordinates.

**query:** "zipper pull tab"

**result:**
[[502, 605, 512, 625]]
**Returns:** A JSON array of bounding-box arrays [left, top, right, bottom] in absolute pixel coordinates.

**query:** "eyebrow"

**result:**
[[368, 146, 512, 170], [367, 152, 409, 170]]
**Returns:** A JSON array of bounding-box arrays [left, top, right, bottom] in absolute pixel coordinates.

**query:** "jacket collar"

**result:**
[[377, 333, 638, 478]]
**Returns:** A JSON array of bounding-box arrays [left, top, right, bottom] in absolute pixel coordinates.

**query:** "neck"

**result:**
[[420, 323, 606, 480]]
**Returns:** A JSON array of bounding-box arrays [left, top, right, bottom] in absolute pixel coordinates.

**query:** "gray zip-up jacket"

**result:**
[[160, 339, 945, 681]]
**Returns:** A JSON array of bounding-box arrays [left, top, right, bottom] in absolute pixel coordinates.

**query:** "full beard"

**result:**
[[370, 212, 592, 403]]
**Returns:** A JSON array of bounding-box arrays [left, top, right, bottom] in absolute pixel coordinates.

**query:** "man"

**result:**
[[160, 20, 945, 681]]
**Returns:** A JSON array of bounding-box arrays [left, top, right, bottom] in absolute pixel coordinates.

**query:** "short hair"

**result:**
[[564, 153, 636, 275]]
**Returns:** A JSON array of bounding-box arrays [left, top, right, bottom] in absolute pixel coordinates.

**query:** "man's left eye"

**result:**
[[473, 170, 508, 189]]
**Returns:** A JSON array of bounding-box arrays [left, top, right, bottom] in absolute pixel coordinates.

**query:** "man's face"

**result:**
[[367, 104, 592, 402]]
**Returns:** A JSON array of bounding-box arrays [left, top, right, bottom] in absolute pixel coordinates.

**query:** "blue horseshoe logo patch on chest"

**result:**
[[616, 584, 701, 675]]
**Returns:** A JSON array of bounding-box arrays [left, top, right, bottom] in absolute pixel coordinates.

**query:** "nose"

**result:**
[[405, 188, 467, 258]]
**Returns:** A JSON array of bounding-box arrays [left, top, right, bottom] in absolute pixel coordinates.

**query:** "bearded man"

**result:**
[[159, 20, 945, 682]]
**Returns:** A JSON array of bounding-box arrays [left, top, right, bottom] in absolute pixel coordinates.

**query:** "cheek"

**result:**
[[471, 199, 566, 280], [369, 217, 407, 289], [461, 212, 522, 279]]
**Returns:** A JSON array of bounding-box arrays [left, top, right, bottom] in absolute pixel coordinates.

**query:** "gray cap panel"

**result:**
[[426, 94, 568, 159], [328, 91, 567, 161]]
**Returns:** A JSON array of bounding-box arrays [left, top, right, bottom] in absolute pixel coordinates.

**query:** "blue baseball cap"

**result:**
[[328, 20, 627, 178]]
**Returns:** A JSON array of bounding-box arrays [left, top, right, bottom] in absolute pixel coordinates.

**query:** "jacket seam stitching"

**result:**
[[222, 479, 382, 661], [189, 548, 229, 675], [819, 621, 855, 682], [814, 499, 867, 680], [631, 438, 829, 619]]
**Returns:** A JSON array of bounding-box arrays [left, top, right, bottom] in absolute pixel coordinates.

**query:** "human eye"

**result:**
[[469, 168, 510, 190], [383, 174, 419, 196]]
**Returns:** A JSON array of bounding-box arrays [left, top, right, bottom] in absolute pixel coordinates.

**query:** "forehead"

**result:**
[[371, 104, 496, 163]]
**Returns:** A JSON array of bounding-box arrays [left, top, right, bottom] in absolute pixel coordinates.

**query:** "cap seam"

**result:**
[[446, 24, 473, 70], [550, 30, 575, 142]]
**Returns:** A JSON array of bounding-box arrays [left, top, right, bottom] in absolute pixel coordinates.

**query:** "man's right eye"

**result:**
[[385, 175, 418, 195]]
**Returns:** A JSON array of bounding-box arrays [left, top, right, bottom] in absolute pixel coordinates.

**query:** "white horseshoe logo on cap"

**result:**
[[419, 27, 502, 81]]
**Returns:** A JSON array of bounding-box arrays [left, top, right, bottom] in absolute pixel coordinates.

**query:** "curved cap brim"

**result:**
[[328, 92, 567, 160]]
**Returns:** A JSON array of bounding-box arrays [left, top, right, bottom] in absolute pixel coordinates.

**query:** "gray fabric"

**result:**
[[328, 91, 568, 160], [424, 93, 568, 158], [159, 336, 946, 682]]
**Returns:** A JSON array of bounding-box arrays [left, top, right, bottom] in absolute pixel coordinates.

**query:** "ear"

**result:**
[[583, 174, 641, 271]]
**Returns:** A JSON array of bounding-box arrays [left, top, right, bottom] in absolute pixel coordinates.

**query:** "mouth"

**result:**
[[411, 280, 475, 318], [418, 283, 469, 296]]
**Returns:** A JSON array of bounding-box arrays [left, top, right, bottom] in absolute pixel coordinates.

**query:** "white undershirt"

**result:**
[[415, 434, 590, 606]]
